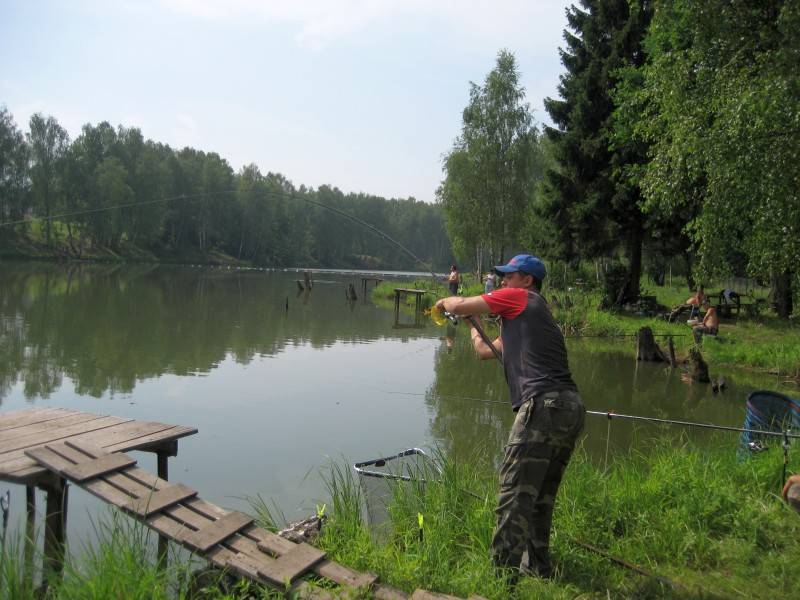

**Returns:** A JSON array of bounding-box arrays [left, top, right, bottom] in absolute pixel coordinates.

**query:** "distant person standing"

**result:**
[[485, 271, 496, 294], [447, 265, 460, 295]]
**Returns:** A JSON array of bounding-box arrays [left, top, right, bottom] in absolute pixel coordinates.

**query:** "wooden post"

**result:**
[[157, 448, 171, 566], [362, 278, 367, 299], [394, 290, 400, 324], [42, 477, 68, 588], [24, 486, 36, 589]]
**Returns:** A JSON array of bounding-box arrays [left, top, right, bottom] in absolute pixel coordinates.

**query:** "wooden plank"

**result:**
[[123, 483, 197, 517], [247, 527, 378, 589], [0, 408, 68, 431], [180, 511, 254, 552], [374, 585, 410, 600], [62, 453, 137, 482], [410, 591, 462, 600], [2, 413, 110, 443], [104, 425, 198, 453], [0, 416, 131, 455], [70, 421, 179, 450], [256, 543, 326, 586]]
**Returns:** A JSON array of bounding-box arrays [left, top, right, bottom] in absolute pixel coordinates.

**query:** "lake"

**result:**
[[0, 262, 786, 549]]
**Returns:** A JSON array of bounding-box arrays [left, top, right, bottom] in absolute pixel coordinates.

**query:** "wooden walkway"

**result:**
[[0, 407, 197, 485], [24, 435, 483, 599]]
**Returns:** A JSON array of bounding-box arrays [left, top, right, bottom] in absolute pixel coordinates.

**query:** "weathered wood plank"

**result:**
[[374, 585, 410, 600], [256, 543, 326, 586], [62, 453, 137, 482], [247, 526, 378, 589], [70, 421, 178, 450], [410, 591, 463, 600], [0, 408, 68, 431], [0, 416, 131, 455], [180, 511, 254, 552], [124, 483, 197, 517], [104, 425, 198, 453], [2, 413, 110, 443]]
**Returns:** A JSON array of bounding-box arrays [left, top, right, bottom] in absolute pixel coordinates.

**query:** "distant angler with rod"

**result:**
[[435, 254, 585, 580]]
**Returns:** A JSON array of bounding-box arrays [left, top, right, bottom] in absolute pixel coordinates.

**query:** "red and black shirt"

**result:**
[[482, 288, 577, 410]]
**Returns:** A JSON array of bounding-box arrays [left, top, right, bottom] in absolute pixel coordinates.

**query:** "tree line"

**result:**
[[0, 110, 452, 271], [440, 0, 798, 316]]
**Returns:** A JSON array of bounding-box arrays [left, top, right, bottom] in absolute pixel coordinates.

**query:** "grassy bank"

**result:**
[[373, 277, 800, 378], [309, 439, 800, 599]]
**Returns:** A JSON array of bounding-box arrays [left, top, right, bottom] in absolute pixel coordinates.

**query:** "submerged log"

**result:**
[[635, 327, 668, 362], [687, 347, 710, 383]]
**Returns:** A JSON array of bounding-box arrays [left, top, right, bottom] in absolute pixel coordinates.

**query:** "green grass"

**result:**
[[302, 440, 800, 599]]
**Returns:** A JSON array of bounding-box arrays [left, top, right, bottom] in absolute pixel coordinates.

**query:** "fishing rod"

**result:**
[[381, 389, 800, 440]]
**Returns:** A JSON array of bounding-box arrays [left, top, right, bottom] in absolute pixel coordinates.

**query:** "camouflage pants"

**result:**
[[491, 389, 585, 576]]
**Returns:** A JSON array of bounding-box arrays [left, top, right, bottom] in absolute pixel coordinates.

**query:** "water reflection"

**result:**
[[0, 262, 430, 402]]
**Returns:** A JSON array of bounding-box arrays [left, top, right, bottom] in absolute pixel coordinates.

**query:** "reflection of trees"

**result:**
[[425, 332, 511, 466], [0, 263, 429, 403]]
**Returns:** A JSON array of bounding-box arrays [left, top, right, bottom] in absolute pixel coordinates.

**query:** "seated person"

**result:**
[[783, 475, 800, 515], [691, 300, 718, 343], [668, 285, 705, 321]]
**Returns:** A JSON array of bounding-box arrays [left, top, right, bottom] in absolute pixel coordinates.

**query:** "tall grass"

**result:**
[[313, 440, 800, 599]]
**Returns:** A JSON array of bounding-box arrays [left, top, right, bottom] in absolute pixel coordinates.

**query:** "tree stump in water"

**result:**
[[296, 280, 305, 292], [346, 283, 358, 301], [687, 346, 710, 383], [636, 327, 668, 362], [667, 336, 677, 368], [303, 271, 313, 290]]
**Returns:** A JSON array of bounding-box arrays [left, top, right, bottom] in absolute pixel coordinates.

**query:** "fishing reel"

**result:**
[[430, 305, 460, 326]]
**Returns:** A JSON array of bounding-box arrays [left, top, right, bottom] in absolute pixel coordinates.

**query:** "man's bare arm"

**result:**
[[435, 295, 501, 360]]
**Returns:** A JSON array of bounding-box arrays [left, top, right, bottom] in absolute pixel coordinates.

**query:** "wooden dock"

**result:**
[[25, 440, 484, 599], [393, 288, 427, 328], [0, 407, 197, 585], [3, 407, 485, 599]]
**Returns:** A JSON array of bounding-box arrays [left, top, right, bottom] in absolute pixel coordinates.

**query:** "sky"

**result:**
[[1, 0, 573, 203]]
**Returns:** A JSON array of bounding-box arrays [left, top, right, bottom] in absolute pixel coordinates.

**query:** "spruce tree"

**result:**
[[542, 0, 652, 304]]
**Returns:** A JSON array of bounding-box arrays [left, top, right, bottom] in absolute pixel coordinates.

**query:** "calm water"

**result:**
[[0, 262, 787, 548]]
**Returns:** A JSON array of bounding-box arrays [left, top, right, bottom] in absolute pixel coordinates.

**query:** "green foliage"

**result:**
[[623, 0, 799, 312], [541, 0, 653, 304], [438, 49, 542, 272]]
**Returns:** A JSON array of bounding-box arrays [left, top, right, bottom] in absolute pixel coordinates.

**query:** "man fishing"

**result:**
[[435, 254, 585, 580]]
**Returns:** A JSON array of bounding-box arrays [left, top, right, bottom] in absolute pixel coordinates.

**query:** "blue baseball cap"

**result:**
[[494, 254, 546, 280]]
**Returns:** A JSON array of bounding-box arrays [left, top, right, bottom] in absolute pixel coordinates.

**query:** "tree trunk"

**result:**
[[623, 227, 643, 304], [687, 347, 710, 383], [772, 269, 794, 318], [636, 327, 667, 362], [683, 251, 694, 290]]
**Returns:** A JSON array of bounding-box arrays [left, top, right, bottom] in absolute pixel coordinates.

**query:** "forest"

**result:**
[[0, 111, 451, 271]]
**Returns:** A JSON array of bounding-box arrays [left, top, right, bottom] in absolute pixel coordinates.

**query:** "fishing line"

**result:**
[[377, 389, 800, 439]]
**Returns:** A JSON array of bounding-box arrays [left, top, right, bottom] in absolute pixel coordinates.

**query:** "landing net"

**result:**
[[353, 448, 441, 532]]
